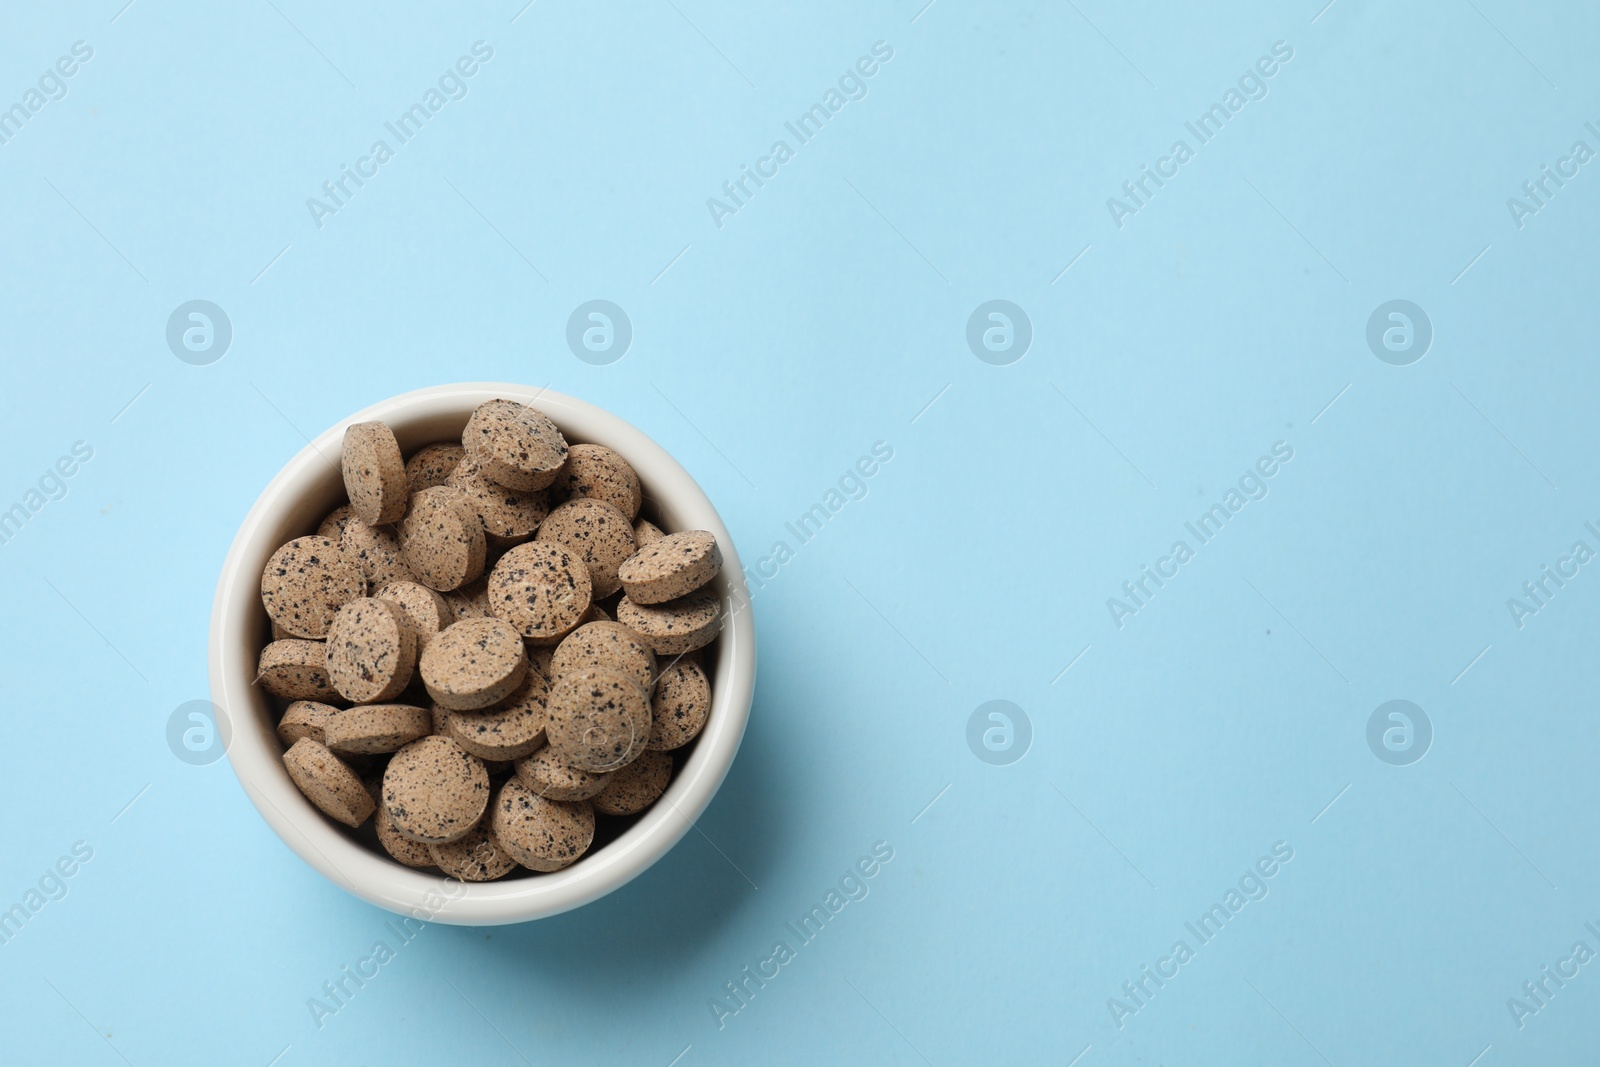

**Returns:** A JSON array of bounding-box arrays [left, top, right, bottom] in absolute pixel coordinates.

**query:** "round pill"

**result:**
[[257, 639, 341, 701], [444, 576, 491, 621], [340, 517, 415, 587], [317, 504, 355, 542], [283, 738, 375, 828], [429, 825, 518, 882], [536, 498, 637, 599], [514, 745, 612, 801], [277, 700, 339, 746], [419, 617, 529, 711], [405, 441, 464, 493], [260, 535, 367, 639], [399, 485, 486, 592], [616, 589, 722, 655], [545, 667, 652, 772], [592, 750, 673, 816], [325, 598, 418, 704], [633, 518, 665, 547], [527, 644, 555, 681], [324, 703, 432, 755], [486, 541, 592, 644], [462, 399, 569, 491], [343, 421, 408, 526], [376, 803, 436, 868], [376, 580, 455, 650], [490, 777, 594, 872], [617, 530, 722, 605], [442, 669, 551, 761], [446, 457, 550, 544], [552, 621, 656, 692], [557, 443, 641, 520], [648, 659, 711, 750], [382, 736, 490, 844]]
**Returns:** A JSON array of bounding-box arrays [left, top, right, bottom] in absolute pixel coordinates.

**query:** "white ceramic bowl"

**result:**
[[209, 383, 755, 925]]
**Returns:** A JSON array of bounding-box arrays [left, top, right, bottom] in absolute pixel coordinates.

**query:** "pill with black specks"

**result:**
[[557, 443, 641, 520], [486, 541, 592, 645], [419, 617, 529, 710], [592, 750, 673, 816], [260, 535, 367, 639], [536, 498, 637, 599], [405, 442, 464, 493], [382, 736, 490, 844], [284, 738, 375, 827], [324, 703, 432, 754], [615, 589, 721, 655], [258, 639, 342, 701], [399, 486, 486, 592], [342, 421, 408, 526], [618, 530, 721, 605], [462, 399, 569, 491], [325, 598, 418, 704], [490, 777, 594, 872], [545, 667, 652, 772]]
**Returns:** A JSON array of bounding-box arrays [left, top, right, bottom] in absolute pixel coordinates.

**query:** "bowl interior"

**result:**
[[211, 384, 754, 925]]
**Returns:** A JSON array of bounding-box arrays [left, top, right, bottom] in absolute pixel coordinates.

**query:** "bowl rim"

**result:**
[[209, 382, 756, 925]]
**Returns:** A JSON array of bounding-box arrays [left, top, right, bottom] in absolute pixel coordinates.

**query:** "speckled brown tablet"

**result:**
[[446, 457, 550, 546], [405, 442, 464, 493], [429, 825, 517, 882], [648, 659, 711, 750], [527, 644, 555, 681], [376, 580, 455, 650], [633, 518, 665, 547], [545, 667, 652, 772], [490, 777, 594, 872], [277, 700, 339, 746], [486, 541, 592, 644], [618, 530, 721, 605], [284, 738, 375, 828], [376, 803, 436, 868], [325, 598, 418, 704], [382, 736, 490, 844], [462, 399, 569, 491], [558, 443, 642, 520], [317, 505, 355, 542], [343, 421, 408, 526], [257, 639, 341, 701], [324, 703, 432, 755], [514, 745, 612, 801], [419, 617, 529, 711], [592, 750, 673, 816], [536, 498, 637, 599], [399, 486, 486, 592], [552, 621, 656, 692], [341, 517, 415, 587], [442, 669, 551, 760], [444, 576, 491, 621], [616, 589, 722, 655], [260, 535, 367, 639]]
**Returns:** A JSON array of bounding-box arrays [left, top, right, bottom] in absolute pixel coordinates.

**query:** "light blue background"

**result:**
[[2, 1, 1597, 1064]]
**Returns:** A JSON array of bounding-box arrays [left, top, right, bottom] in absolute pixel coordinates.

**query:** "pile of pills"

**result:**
[[257, 399, 723, 881]]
